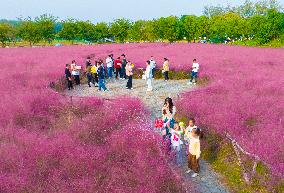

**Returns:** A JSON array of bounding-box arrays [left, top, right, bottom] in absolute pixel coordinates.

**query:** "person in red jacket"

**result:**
[[114, 57, 122, 79]]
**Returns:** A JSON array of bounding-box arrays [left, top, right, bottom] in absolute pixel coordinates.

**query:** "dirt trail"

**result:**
[[64, 78, 230, 193]]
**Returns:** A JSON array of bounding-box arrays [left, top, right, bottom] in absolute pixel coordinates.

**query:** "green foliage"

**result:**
[[58, 19, 81, 43], [35, 14, 56, 43], [76, 21, 96, 42], [110, 19, 131, 42], [210, 13, 245, 38], [17, 19, 42, 46], [94, 22, 110, 41], [0, 23, 14, 47], [154, 16, 181, 42], [181, 15, 198, 42]]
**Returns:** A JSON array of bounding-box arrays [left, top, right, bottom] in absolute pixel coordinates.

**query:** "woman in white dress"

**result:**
[[145, 60, 153, 92]]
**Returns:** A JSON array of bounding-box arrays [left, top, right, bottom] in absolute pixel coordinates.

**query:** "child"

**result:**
[[186, 127, 201, 178], [184, 118, 197, 141], [188, 59, 200, 85], [171, 123, 183, 166], [184, 118, 198, 155], [179, 122, 186, 134]]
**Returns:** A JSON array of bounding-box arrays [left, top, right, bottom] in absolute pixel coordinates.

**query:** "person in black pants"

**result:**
[[126, 61, 133, 89], [121, 54, 127, 79], [65, 64, 73, 90], [85, 57, 92, 68]]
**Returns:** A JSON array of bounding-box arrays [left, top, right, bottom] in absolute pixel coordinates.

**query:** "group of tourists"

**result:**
[[65, 55, 202, 177], [158, 97, 202, 178], [64, 54, 200, 91]]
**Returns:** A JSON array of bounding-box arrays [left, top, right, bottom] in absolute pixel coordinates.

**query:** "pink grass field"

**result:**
[[0, 44, 186, 192], [0, 43, 283, 191]]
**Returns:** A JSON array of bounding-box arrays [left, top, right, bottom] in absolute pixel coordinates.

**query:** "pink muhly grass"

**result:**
[[0, 43, 283, 192]]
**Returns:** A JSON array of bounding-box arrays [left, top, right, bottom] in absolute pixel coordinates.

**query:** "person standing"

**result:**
[[150, 56, 156, 79], [171, 123, 184, 166], [110, 54, 115, 72], [97, 61, 107, 91], [186, 128, 201, 178], [71, 60, 80, 85], [189, 59, 200, 85], [162, 97, 177, 129], [125, 61, 134, 89], [91, 61, 99, 86], [106, 55, 114, 79], [114, 57, 122, 79], [65, 64, 73, 90], [145, 60, 153, 92], [86, 64, 93, 87], [121, 54, 127, 79], [85, 57, 92, 69], [163, 58, 170, 81]]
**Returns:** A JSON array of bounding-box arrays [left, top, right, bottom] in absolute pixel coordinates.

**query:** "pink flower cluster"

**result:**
[[0, 46, 184, 192]]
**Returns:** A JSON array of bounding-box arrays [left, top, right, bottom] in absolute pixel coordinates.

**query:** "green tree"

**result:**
[[0, 23, 14, 47], [195, 16, 210, 39], [142, 20, 157, 42], [154, 16, 181, 42], [35, 14, 56, 44], [128, 20, 144, 42], [17, 19, 41, 46], [110, 19, 131, 42], [77, 21, 96, 42], [59, 19, 81, 44], [267, 10, 284, 40], [181, 15, 198, 42], [248, 15, 272, 44], [94, 22, 110, 42], [209, 13, 245, 39]]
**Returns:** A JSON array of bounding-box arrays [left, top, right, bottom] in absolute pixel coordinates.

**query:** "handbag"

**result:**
[[154, 119, 163, 128]]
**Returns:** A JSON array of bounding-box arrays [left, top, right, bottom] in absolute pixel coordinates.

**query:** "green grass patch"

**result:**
[[201, 129, 283, 193]]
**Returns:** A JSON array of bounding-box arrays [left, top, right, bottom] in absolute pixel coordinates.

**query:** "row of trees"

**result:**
[[0, 0, 283, 47]]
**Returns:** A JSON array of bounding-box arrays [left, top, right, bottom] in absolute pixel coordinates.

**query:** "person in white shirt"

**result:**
[[189, 59, 200, 85], [145, 60, 153, 92], [184, 118, 198, 142], [71, 60, 80, 85], [171, 123, 184, 166], [150, 56, 156, 79], [106, 55, 114, 79], [184, 118, 198, 155]]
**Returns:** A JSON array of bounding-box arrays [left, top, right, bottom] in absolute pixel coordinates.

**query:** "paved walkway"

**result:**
[[64, 78, 230, 193]]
